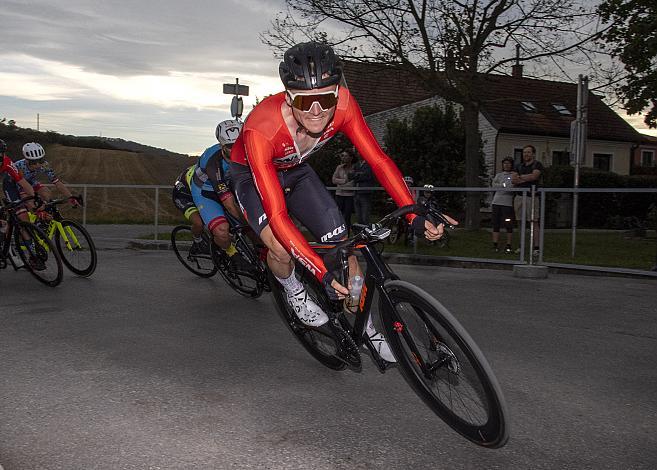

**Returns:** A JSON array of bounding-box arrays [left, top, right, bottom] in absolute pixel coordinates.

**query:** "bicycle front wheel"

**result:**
[[13, 221, 64, 287], [170, 225, 217, 278], [379, 280, 509, 448], [54, 220, 97, 277]]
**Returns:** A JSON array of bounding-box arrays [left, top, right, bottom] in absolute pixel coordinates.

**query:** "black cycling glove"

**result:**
[[321, 271, 341, 301], [411, 216, 428, 236]]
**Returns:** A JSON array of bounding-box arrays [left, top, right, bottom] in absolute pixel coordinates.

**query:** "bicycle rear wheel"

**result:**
[[170, 225, 217, 277], [54, 220, 97, 277], [268, 267, 354, 371], [13, 221, 64, 287], [379, 280, 509, 448], [213, 243, 262, 298]]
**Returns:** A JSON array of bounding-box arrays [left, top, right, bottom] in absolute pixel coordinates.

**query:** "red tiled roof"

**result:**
[[342, 62, 435, 116], [343, 61, 641, 143]]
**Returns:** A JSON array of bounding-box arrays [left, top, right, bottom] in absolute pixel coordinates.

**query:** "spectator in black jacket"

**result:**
[[349, 155, 375, 225]]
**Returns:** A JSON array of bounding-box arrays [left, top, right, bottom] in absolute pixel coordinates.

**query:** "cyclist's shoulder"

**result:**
[[198, 143, 221, 164], [242, 92, 286, 141]]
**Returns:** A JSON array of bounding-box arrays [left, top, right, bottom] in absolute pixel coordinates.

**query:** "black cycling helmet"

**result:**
[[279, 42, 343, 90], [0, 139, 6, 155]]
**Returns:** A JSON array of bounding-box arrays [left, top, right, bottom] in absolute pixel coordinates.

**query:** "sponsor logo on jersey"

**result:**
[[320, 224, 346, 242], [290, 242, 320, 276]]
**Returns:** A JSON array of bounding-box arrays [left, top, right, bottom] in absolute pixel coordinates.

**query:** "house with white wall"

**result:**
[[343, 61, 642, 177]]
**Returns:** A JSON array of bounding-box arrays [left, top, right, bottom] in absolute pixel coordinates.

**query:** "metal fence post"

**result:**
[[154, 187, 159, 242], [539, 189, 546, 264], [82, 185, 88, 226], [519, 190, 526, 264]]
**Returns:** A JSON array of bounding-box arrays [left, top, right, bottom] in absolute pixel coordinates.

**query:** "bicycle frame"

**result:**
[[312, 203, 454, 370], [27, 201, 84, 252]]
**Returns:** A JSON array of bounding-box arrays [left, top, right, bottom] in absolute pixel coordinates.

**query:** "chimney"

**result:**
[[512, 44, 523, 78]]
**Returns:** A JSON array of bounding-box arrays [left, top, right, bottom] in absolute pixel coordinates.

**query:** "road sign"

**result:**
[[230, 96, 244, 118], [223, 83, 249, 96]]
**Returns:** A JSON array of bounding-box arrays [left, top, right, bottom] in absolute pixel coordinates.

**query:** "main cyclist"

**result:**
[[229, 42, 456, 361], [189, 119, 244, 259]]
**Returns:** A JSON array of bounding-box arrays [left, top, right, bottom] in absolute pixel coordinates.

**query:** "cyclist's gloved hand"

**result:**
[[411, 215, 429, 236], [35, 209, 50, 221], [322, 272, 349, 302], [68, 196, 80, 207], [32, 195, 43, 209]]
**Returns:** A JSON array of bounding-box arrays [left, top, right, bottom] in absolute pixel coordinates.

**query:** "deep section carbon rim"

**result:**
[[170, 225, 217, 278], [380, 280, 508, 447]]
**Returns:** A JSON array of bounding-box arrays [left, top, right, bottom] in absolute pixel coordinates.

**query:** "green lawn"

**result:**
[[149, 228, 657, 271], [386, 229, 657, 270]]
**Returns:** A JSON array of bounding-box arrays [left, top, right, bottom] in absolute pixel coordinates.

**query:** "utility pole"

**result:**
[[571, 75, 588, 259], [37, 113, 39, 131]]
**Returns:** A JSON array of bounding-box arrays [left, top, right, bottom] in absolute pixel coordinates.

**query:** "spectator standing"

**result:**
[[331, 150, 355, 234], [512, 145, 544, 257], [491, 157, 517, 253], [350, 154, 375, 225]]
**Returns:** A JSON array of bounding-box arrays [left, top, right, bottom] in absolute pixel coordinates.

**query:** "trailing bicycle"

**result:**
[[28, 195, 97, 277], [0, 195, 63, 287], [269, 203, 508, 448], [171, 212, 269, 298]]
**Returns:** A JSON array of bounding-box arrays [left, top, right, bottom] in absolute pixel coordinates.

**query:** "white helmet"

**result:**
[[22, 142, 46, 160], [403, 176, 414, 186], [215, 119, 243, 147]]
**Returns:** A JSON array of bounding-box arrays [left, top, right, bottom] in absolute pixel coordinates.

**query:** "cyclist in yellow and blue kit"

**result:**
[[172, 165, 207, 254], [187, 119, 244, 257]]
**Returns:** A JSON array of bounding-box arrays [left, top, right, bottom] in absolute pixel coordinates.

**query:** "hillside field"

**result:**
[[43, 144, 195, 224]]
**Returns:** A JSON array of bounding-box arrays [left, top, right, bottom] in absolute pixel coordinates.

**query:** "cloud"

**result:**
[[0, 0, 285, 76]]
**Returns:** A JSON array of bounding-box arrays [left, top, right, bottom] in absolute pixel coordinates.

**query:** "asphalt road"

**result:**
[[1, 250, 656, 469]]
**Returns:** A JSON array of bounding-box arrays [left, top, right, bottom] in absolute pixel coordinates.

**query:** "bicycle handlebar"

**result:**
[[1, 194, 41, 211], [43, 194, 84, 208]]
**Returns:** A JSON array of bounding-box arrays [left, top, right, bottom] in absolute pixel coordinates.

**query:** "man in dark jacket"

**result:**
[[349, 155, 375, 225]]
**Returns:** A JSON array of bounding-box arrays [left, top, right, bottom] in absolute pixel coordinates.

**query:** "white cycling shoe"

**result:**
[[367, 330, 397, 363], [286, 289, 329, 327]]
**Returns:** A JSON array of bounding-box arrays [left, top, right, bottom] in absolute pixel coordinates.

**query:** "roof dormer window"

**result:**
[[521, 101, 537, 112], [552, 103, 572, 115]]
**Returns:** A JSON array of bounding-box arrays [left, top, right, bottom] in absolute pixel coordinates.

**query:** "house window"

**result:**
[[552, 103, 572, 115], [593, 153, 612, 171], [521, 101, 537, 113], [552, 151, 571, 166], [641, 150, 655, 167]]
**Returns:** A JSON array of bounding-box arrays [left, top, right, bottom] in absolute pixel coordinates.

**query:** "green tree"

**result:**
[[599, 0, 657, 128], [384, 104, 483, 214]]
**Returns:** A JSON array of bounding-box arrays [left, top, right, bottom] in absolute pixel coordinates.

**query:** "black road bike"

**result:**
[[171, 212, 269, 297], [269, 204, 509, 448], [0, 196, 64, 287]]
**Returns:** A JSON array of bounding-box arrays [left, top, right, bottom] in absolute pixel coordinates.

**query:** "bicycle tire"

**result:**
[[54, 220, 97, 277], [170, 225, 217, 278], [268, 268, 348, 371], [13, 221, 64, 287], [379, 280, 509, 448], [234, 232, 270, 294], [212, 242, 262, 298]]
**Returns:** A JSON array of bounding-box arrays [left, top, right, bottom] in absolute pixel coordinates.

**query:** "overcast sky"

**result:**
[[1, 0, 655, 156]]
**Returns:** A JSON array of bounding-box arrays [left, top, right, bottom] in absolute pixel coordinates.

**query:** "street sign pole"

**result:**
[[222, 78, 249, 120]]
